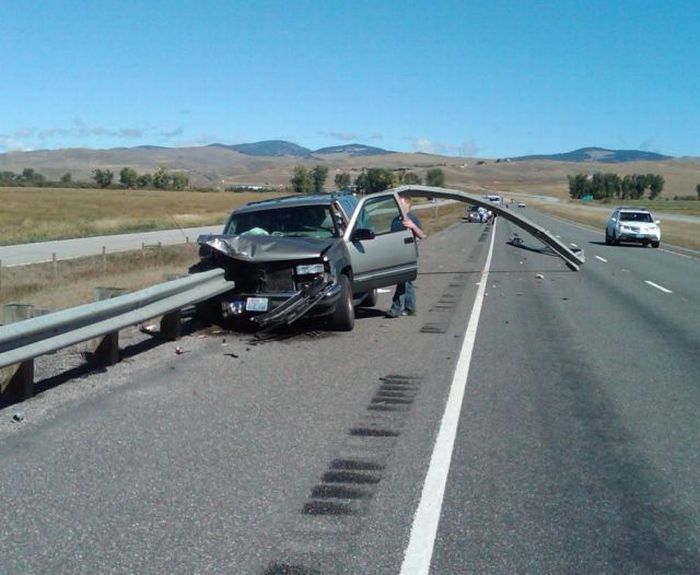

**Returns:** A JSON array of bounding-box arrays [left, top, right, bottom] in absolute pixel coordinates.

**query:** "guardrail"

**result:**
[[0, 269, 234, 402], [392, 185, 585, 270]]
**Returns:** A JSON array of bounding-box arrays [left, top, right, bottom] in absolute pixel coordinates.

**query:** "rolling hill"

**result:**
[[2, 141, 696, 197], [512, 147, 671, 163]]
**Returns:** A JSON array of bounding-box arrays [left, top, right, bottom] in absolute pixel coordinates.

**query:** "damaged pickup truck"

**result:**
[[191, 190, 418, 331]]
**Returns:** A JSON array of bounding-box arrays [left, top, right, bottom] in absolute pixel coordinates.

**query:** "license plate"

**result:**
[[246, 297, 268, 312], [636, 234, 645, 239]]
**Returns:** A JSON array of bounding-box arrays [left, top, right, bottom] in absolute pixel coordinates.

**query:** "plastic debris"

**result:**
[[535, 273, 544, 279], [12, 412, 25, 423]]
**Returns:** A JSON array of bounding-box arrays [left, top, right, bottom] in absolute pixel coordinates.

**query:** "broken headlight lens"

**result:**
[[296, 263, 325, 275]]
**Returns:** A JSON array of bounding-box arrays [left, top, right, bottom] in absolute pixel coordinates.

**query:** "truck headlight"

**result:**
[[296, 263, 325, 275]]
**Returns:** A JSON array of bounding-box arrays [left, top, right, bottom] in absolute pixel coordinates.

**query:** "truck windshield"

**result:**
[[225, 205, 339, 238]]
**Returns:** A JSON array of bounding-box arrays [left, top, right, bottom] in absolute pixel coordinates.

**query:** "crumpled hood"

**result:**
[[198, 234, 336, 263]]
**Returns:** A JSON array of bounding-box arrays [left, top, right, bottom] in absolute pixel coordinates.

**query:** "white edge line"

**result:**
[[399, 219, 497, 574], [644, 280, 673, 294]]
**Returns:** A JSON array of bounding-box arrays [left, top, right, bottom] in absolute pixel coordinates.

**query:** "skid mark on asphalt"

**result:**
[[419, 227, 489, 335], [266, 374, 424, 574]]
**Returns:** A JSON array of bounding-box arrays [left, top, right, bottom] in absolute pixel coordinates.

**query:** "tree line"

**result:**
[[0, 167, 190, 191], [0, 168, 76, 187], [97, 167, 189, 190], [568, 172, 665, 200], [289, 166, 445, 195]]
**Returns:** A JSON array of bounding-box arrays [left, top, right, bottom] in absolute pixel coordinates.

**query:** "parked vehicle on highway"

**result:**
[[466, 205, 481, 222], [517, 201, 526, 208], [191, 190, 418, 331], [605, 207, 660, 247], [465, 204, 493, 223]]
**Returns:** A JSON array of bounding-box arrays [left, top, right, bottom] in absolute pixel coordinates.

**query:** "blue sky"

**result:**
[[2, 0, 698, 158]]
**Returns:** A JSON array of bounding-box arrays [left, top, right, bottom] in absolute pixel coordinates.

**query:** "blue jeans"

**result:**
[[389, 280, 416, 315]]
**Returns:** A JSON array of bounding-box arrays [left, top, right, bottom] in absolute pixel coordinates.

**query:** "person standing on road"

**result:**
[[387, 194, 426, 318]]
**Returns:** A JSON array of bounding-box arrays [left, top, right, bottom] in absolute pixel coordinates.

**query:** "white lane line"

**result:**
[[595, 255, 608, 263], [644, 280, 673, 294], [400, 219, 497, 574]]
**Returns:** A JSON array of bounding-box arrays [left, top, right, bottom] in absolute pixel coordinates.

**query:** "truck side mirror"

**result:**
[[351, 228, 375, 241]]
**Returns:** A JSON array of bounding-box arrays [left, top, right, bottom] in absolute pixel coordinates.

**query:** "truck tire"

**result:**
[[329, 275, 354, 331], [359, 288, 378, 308]]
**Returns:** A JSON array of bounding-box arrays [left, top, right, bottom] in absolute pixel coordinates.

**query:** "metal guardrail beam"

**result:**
[[0, 269, 234, 399], [391, 185, 585, 271]]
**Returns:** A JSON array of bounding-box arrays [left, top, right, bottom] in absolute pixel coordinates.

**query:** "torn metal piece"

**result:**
[[252, 277, 335, 330]]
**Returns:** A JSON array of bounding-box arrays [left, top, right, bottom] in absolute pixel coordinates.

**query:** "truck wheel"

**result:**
[[359, 288, 378, 308], [651, 241, 660, 248], [330, 275, 354, 331], [195, 298, 222, 326]]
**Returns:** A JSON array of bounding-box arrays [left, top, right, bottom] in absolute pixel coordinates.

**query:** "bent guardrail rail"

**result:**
[[391, 185, 585, 271], [0, 269, 234, 401]]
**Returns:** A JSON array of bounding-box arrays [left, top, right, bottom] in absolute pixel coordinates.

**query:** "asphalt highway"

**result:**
[[0, 226, 222, 267], [0, 210, 697, 574]]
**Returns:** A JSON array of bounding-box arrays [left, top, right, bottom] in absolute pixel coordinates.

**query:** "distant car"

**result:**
[[605, 207, 660, 248], [466, 205, 492, 223], [517, 201, 526, 208], [466, 205, 481, 222]]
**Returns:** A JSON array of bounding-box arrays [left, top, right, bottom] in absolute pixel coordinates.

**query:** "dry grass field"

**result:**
[[439, 158, 700, 202], [0, 187, 283, 245], [1, 243, 201, 314]]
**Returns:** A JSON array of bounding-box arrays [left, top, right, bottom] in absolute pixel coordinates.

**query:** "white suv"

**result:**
[[605, 207, 660, 248]]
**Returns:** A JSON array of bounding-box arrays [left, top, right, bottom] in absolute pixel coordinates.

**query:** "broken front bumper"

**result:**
[[221, 277, 341, 329]]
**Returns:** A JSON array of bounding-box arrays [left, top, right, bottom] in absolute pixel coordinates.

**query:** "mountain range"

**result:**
[[206, 141, 392, 157], [0, 141, 683, 188]]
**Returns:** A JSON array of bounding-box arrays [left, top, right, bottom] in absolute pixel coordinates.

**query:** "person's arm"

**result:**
[[404, 213, 427, 240]]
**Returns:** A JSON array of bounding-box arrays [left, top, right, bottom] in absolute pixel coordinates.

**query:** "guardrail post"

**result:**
[[92, 287, 128, 366], [160, 310, 182, 340], [4, 303, 35, 324], [94, 287, 129, 301], [1, 360, 34, 402], [94, 332, 120, 366], [1, 304, 36, 401], [32, 307, 52, 318]]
